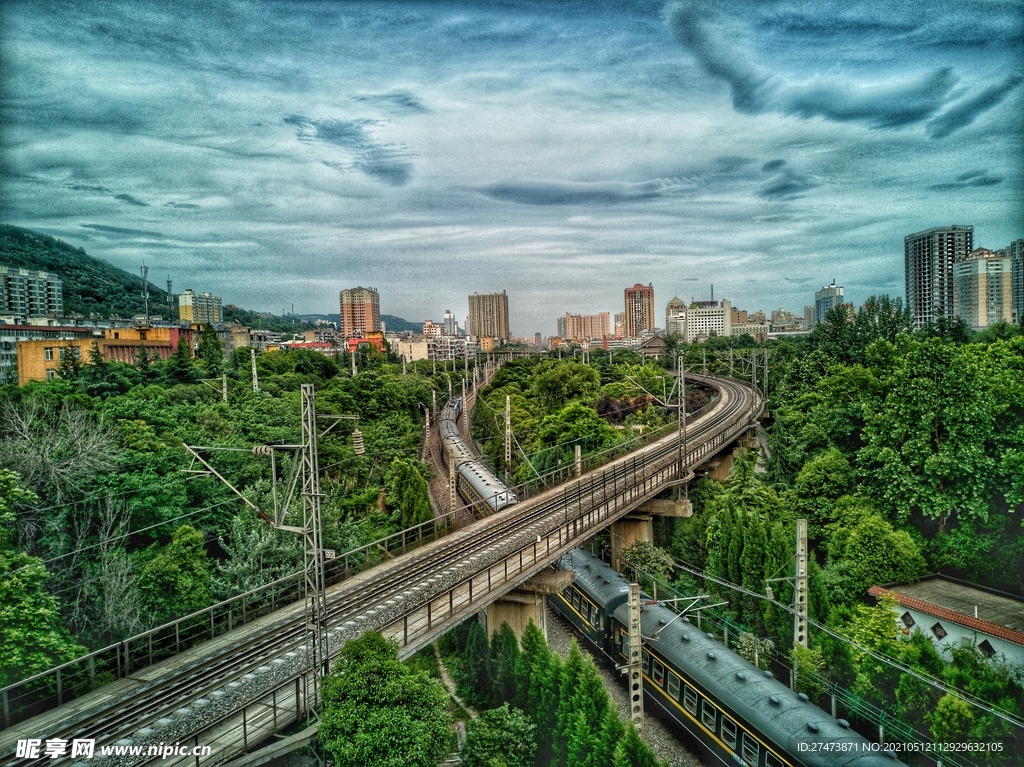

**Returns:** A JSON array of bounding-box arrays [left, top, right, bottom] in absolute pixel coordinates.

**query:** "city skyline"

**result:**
[[1, 1, 1021, 336]]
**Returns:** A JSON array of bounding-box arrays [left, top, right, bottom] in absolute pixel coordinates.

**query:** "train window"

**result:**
[[619, 631, 628, 657], [741, 733, 759, 765], [721, 717, 737, 749], [765, 752, 785, 767], [651, 658, 665, 687], [642, 651, 651, 675], [572, 591, 581, 610], [700, 699, 717, 730], [667, 673, 680, 700], [683, 686, 697, 715]]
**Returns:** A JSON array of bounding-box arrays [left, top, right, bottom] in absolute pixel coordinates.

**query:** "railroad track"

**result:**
[[1, 374, 757, 765]]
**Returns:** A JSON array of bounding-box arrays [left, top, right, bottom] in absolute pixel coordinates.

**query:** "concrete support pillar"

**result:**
[[484, 569, 575, 642], [610, 513, 653, 573]]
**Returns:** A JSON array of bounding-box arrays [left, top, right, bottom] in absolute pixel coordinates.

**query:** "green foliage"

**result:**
[[461, 704, 536, 767], [197, 324, 223, 376], [136, 525, 212, 624], [617, 541, 673, 593], [212, 513, 302, 601], [488, 623, 521, 708], [320, 632, 451, 767], [611, 723, 665, 767], [383, 458, 433, 529], [0, 470, 86, 686]]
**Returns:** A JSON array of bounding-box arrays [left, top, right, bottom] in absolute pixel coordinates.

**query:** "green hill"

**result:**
[[0, 225, 420, 333], [0, 224, 170, 319]]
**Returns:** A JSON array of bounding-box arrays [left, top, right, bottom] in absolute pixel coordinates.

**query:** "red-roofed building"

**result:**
[[869, 576, 1024, 665]]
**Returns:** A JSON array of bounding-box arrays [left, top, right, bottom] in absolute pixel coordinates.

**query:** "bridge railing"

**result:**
[[0, 377, 757, 732], [0, 511, 461, 731]]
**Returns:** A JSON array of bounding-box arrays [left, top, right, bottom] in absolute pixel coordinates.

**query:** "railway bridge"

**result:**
[[0, 374, 762, 767]]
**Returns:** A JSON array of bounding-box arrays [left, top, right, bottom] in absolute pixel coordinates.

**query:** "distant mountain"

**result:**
[[0, 225, 306, 331], [0, 224, 171, 318], [299, 313, 423, 333]]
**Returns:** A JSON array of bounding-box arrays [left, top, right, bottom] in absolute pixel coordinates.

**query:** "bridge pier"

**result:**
[[610, 513, 653, 572], [484, 569, 575, 642]]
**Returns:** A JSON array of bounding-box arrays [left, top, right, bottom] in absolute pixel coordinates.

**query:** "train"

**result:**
[[551, 547, 905, 767], [438, 397, 518, 516]]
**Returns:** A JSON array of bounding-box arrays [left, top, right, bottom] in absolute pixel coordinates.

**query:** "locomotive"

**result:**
[[551, 547, 904, 767], [437, 397, 518, 516]]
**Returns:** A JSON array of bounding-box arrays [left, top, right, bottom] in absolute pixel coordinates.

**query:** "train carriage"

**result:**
[[550, 548, 905, 767]]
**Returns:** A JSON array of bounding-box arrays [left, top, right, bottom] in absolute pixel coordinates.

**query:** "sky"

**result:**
[[1, 0, 1022, 336]]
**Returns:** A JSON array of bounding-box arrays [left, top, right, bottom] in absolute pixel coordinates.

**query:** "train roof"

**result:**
[[557, 548, 634, 614], [612, 600, 904, 767], [460, 458, 515, 500]]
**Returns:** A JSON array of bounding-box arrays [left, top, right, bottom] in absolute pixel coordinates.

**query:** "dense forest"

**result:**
[[0, 337, 463, 688]]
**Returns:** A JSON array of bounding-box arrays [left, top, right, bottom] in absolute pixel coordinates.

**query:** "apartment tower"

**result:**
[[178, 289, 222, 324], [904, 225, 973, 330], [467, 291, 510, 341], [339, 286, 381, 338], [953, 248, 1015, 330], [815, 281, 844, 324], [624, 283, 655, 338]]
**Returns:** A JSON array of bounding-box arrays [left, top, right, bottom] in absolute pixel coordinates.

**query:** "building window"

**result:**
[[931, 622, 947, 640], [46, 369, 56, 380], [901, 612, 916, 629], [44, 347, 54, 361], [978, 640, 996, 657]]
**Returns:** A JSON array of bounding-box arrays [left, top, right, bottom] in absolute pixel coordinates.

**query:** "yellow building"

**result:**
[[178, 289, 223, 324], [17, 326, 195, 385]]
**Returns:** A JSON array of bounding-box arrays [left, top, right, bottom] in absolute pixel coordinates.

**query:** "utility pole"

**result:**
[[140, 264, 150, 327], [300, 384, 330, 691], [166, 277, 173, 320], [449, 458, 457, 514], [462, 377, 468, 434], [626, 583, 645, 737], [221, 373, 228, 403], [794, 518, 808, 648], [575, 443, 582, 478], [504, 394, 512, 484], [351, 347, 357, 377], [678, 354, 687, 474], [251, 348, 260, 393]]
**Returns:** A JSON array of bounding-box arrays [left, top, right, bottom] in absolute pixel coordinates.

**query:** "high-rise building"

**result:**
[[0, 266, 63, 319], [814, 281, 844, 324], [667, 300, 733, 342], [556, 315, 568, 338], [665, 296, 686, 322], [804, 305, 816, 329], [339, 286, 381, 338], [624, 283, 654, 338], [443, 309, 458, 336], [953, 248, 1015, 330], [562, 312, 610, 341], [613, 312, 625, 340], [178, 289, 222, 324], [998, 239, 1023, 323], [905, 225, 973, 330], [467, 291, 510, 341]]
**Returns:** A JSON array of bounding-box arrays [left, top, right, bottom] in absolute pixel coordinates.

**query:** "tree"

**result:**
[[617, 541, 673, 594], [319, 632, 451, 767], [56, 341, 84, 380], [384, 458, 433, 529], [136, 524, 212, 624], [0, 470, 86, 686], [164, 335, 197, 384], [197, 324, 223, 376], [461, 703, 536, 767], [212, 513, 303, 601], [488, 622, 521, 708], [611, 722, 663, 767]]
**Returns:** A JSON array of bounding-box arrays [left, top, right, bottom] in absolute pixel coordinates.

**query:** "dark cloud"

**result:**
[[114, 193, 148, 206], [351, 92, 430, 114], [164, 202, 201, 209], [928, 169, 1004, 191], [477, 178, 678, 206], [758, 163, 818, 200], [663, 1, 1012, 135], [67, 183, 112, 193], [80, 224, 165, 238], [927, 72, 1024, 139], [284, 114, 412, 186]]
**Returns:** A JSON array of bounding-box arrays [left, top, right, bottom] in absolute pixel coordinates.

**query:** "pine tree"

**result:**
[[590, 706, 625, 767], [552, 640, 584, 767], [739, 511, 766, 631], [463, 619, 490, 708], [489, 622, 520, 707], [197, 323, 223, 376], [164, 335, 197, 384], [611, 722, 663, 767], [56, 341, 83, 380]]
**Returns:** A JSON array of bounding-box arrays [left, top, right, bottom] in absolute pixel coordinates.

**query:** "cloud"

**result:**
[[758, 162, 818, 200], [284, 114, 412, 186], [928, 169, 1004, 191], [927, 72, 1024, 139], [663, 1, 1007, 135], [114, 193, 148, 206], [164, 202, 201, 209], [477, 178, 682, 206], [80, 224, 166, 238]]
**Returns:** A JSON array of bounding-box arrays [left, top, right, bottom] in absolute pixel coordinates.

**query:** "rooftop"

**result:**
[[870, 576, 1024, 647]]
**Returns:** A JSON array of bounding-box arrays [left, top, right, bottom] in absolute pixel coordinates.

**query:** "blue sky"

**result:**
[[2, 0, 1021, 335]]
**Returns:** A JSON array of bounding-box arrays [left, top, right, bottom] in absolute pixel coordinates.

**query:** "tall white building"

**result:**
[[814, 281, 844, 324], [666, 300, 733, 342], [905, 225, 973, 329], [0, 266, 63, 319]]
